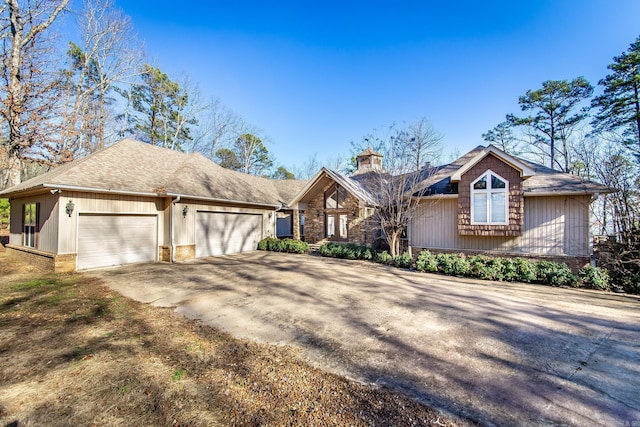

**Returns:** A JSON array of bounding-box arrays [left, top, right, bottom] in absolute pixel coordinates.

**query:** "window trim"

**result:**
[[470, 169, 509, 225], [22, 202, 39, 248]]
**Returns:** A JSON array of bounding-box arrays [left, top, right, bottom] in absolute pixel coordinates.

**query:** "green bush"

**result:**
[[0, 198, 9, 227], [577, 266, 610, 291], [469, 256, 502, 281], [513, 258, 538, 283], [500, 258, 519, 282], [536, 261, 576, 287], [393, 253, 413, 269], [433, 253, 470, 276], [257, 237, 308, 254], [376, 250, 393, 265], [415, 250, 438, 273]]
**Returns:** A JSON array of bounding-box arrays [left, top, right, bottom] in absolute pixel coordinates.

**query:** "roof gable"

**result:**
[[451, 145, 535, 182], [289, 167, 377, 207]]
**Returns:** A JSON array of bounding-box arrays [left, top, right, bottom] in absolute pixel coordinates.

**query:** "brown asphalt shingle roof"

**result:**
[[0, 139, 308, 207], [414, 145, 612, 196]]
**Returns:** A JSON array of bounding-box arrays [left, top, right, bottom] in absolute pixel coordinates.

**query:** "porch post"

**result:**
[[293, 209, 301, 240]]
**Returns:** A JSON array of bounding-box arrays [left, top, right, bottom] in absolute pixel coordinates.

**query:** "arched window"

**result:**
[[471, 170, 508, 225]]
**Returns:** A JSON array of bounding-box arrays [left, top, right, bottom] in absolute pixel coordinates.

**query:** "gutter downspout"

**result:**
[[171, 195, 181, 262]]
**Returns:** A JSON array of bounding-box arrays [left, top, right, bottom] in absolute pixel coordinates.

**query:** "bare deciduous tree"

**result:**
[[58, 0, 142, 160], [356, 120, 443, 257], [190, 97, 241, 160], [0, 0, 70, 187]]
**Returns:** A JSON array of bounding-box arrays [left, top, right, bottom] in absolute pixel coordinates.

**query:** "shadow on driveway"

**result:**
[[90, 252, 640, 426]]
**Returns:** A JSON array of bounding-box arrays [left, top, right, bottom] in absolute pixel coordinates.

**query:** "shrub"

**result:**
[[468, 256, 501, 280], [577, 266, 610, 291], [416, 250, 438, 273], [257, 238, 308, 254], [434, 253, 455, 274], [393, 253, 413, 269], [513, 258, 538, 283], [433, 253, 470, 276], [500, 258, 519, 282], [536, 261, 576, 287], [376, 250, 393, 265]]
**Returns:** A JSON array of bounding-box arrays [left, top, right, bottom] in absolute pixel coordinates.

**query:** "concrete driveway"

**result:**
[[90, 252, 640, 426]]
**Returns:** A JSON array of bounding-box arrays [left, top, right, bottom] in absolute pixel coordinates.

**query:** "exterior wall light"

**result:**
[[65, 200, 75, 217], [268, 212, 273, 219], [316, 210, 321, 217], [182, 205, 189, 218]]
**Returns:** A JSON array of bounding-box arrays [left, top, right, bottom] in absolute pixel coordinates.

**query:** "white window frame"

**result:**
[[470, 169, 509, 225]]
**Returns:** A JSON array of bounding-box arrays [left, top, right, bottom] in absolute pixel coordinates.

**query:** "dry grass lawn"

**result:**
[[0, 249, 463, 426]]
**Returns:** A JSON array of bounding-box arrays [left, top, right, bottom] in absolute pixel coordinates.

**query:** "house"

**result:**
[[0, 139, 306, 271], [287, 145, 611, 269], [2, 140, 610, 272]]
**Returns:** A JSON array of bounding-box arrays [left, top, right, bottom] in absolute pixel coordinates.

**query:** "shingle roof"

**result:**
[[0, 139, 308, 206], [288, 167, 379, 207], [356, 147, 383, 158], [414, 145, 612, 196]]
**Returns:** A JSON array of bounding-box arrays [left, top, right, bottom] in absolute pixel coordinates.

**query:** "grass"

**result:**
[[0, 249, 463, 427]]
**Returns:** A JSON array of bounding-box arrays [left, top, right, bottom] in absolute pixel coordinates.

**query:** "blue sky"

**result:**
[[115, 0, 640, 170]]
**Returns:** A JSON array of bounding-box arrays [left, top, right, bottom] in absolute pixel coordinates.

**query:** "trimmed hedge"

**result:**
[[319, 243, 413, 269], [321, 244, 612, 291], [257, 237, 308, 254]]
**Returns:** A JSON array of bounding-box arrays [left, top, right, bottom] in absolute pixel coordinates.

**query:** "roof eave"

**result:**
[[450, 145, 535, 182], [165, 192, 280, 209]]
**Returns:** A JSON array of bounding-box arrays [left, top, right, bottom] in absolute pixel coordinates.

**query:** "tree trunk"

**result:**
[[5, 151, 22, 188]]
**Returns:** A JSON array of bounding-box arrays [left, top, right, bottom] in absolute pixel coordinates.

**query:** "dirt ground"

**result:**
[[0, 252, 462, 426], [93, 251, 640, 427]]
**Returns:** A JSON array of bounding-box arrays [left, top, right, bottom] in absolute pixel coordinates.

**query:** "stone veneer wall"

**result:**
[[304, 182, 375, 246], [174, 244, 195, 261], [458, 153, 524, 236]]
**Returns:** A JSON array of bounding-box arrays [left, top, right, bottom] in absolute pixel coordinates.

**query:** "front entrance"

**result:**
[[326, 212, 348, 240]]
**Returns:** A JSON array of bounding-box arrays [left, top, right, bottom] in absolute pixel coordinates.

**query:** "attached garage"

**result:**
[[77, 214, 158, 270], [195, 211, 263, 257]]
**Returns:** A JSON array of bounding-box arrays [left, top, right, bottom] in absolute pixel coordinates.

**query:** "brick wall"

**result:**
[[458, 153, 524, 236]]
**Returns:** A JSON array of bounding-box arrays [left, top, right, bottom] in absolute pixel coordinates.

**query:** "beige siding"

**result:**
[[58, 191, 164, 254], [410, 195, 590, 256], [9, 194, 59, 253], [173, 200, 275, 246]]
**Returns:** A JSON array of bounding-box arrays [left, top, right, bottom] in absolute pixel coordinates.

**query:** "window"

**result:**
[[327, 215, 335, 238], [325, 185, 348, 209], [471, 171, 508, 225], [23, 203, 38, 248]]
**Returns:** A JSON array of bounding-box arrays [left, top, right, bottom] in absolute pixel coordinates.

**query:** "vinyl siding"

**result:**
[[410, 195, 591, 256], [172, 200, 274, 246], [9, 193, 59, 253], [57, 191, 163, 254]]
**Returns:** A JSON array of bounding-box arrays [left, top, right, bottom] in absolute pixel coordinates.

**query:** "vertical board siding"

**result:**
[[58, 192, 163, 254], [9, 194, 59, 253], [173, 201, 273, 246], [411, 195, 591, 256]]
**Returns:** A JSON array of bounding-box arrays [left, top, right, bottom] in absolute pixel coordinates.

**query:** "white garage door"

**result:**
[[195, 211, 263, 257], [77, 214, 157, 270]]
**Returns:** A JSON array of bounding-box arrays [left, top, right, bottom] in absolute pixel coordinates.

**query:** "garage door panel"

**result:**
[[196, 212, 262, 257], [77, 214, 157, 270]]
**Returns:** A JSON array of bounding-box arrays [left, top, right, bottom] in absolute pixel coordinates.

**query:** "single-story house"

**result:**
[[1, 139, 306, 271], [287, 145, 611, 269], [2, 140, 610, 272]]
